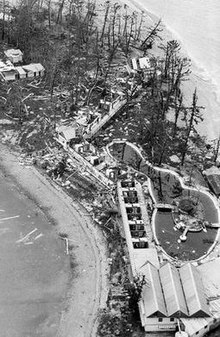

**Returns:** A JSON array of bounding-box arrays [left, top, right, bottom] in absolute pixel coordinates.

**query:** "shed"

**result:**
[[15, 66, 26, 79], [129, 56, 151, 71], [0, 69, 17, 81], [23, 64, 39, 78], [32, 63, 45, 76], [159, 262, 189, 317], [22, 64, 36, 77], [140, 262, 167, 318], [22, 63, 45, 78], [139, 57, 151, 69], [4, 49, 23, 63], [179, 263, 210, 317]]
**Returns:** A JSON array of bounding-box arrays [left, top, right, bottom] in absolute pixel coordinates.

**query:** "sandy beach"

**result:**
[[0, 143, 108, 337]]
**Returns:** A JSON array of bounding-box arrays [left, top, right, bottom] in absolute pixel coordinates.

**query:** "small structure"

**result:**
[[4, 49, 23, 63], [56, 123, 84, 148], [0, 60, 16, 81], [0, 68, 17, 81], [0, 61, 45, 81], [22, 63, 45, 78], [32, 63, 45, 77], [0, 12, 13, 21], [15, 66, 26, 79], [126, 56, 151, 73]]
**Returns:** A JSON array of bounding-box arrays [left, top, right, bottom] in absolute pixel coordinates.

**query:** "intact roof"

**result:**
[[1, 69, 17, 77], [181, 317, 213, 336], [22, 64, 38, 72], [22, 63, 45, 73], [159, 262, 188, 317], [141, 262, 167, 317], [15, 66, 26, 76], [179, 263, 210, 317], [33, 63, 45, 71], [4, 49, 23, 57], [134, 247, 160, 270]]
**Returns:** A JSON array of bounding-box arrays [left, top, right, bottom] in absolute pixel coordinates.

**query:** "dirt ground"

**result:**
[[0, 143, 109, 337]]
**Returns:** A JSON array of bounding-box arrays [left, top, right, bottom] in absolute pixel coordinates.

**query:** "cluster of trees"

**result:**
[[132, 39, 213, 167], [0, 0, 160, 100], [0, 0, 219, 166]]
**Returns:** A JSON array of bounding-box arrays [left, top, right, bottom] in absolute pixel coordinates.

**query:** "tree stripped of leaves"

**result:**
[[140, 19, 162, 52], [181, 88, 204, 165]]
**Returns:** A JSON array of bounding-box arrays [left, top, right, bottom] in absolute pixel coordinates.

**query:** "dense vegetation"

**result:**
[[0, 0, 219, 169]]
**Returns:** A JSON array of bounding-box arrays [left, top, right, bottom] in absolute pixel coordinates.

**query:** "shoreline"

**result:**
[[0, 143, 109, 337], [120, 0, 220, 141]]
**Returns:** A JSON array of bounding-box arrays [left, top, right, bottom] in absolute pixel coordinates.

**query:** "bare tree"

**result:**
[[181, 89, 204, 165], [140, 19, 162, 52]]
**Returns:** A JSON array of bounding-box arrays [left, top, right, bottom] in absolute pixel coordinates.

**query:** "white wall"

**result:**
[[144, 317, 177, 332]]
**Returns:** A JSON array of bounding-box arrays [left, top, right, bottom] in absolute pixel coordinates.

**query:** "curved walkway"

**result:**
[[106, 139, 220, 262], [0, 144, 108, 337]]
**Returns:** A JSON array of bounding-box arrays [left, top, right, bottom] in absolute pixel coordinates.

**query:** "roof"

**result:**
[[139, 57, 151, 69], [179, 263, 210, 317], [0, 60, 14, 71], [159, 262, 189, 317], [0, 13, 13, 21], [22, 63, 44, 73], [32, 63, 45, 72], [22, 64, 38, 72], [134, 247, 160, 270], [15, 66, 26, 76], [181, 317, 213, 336], [1, 69, 17, 77], [58, 126, 77, 140], [198, 257, 220, 297], [4, 49, 23, 57], [206, 174, 220, 196], [76, 116, 88, 126], [141, 262, 167, 317]]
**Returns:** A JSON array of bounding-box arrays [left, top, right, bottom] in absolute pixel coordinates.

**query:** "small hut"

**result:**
[[4, 49, 23, 63]]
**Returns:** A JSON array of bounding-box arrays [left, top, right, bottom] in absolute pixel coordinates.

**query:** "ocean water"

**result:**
[[139, 0, 220, 99], [0, 172, 70, 336]]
